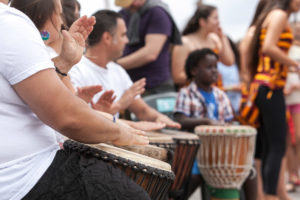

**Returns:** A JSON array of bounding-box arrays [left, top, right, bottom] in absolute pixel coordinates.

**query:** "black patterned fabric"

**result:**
[[22, 150, 150, 200]]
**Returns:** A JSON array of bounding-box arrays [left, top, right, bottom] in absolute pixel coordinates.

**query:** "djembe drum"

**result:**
[[64, 140, 175, 200], [147, 130, 200, 199], [195, 125, 256, 189], [120, 144, 173, 164], [146, 132, 176, 150]]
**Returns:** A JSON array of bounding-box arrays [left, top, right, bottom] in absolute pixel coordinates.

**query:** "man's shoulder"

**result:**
[[145, 6, 170, 19], [107, 62, 128, 75], [69, 57, 93, 76]]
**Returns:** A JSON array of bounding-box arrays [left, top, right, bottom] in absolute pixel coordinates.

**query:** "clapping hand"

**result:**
[[91, 90, 117, 113], [76, 85, 103, 103], [60, 16, 96, 71]]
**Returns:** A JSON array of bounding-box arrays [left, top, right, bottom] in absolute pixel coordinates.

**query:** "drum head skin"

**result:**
[[117, 145, 171, 163], [91, 143, 172, 172]]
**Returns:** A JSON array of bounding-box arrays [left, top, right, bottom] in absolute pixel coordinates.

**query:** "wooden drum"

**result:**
[[195, 125, 256, 189], [120, 144, 173, 164], [146, 130, 200, 199], [64, 140, 175, 200]]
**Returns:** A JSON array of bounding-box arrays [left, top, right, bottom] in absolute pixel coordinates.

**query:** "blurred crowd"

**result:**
[[1, 0, 300, 200]]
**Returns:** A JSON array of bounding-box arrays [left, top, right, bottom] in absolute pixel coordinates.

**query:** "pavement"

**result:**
[[189, 187, 300, 200]]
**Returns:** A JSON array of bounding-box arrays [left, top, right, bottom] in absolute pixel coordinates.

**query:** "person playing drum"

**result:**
[[69, 10, 181, 129], [0, 0, 150, 199], [174, 48, 237, 200]]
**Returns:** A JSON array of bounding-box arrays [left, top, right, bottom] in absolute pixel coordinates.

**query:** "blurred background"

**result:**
[[77, 0, 266, 42]]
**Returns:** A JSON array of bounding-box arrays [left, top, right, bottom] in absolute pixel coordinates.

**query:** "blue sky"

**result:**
[[77, 0, 261, 41]]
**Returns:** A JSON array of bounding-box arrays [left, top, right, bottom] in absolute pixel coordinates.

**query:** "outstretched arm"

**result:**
[[117, 34, 167, 70], [129, 99, 181, 129], [174, 112, 222, 132], [171, 38, 190, 86], [13, 68, 148, 146]]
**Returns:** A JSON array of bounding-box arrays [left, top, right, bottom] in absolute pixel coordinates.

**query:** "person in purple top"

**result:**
[[115, 0, 181, 96]]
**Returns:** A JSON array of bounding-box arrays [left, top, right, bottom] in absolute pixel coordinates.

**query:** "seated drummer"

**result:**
[[174, 48, 237, 200], [0, 1, 150, 199], [69, 10, 181, 130]]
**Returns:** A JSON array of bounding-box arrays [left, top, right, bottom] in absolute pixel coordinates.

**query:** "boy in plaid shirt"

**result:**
[[174, 48, 237, 200], [174, 48, 234, 131]]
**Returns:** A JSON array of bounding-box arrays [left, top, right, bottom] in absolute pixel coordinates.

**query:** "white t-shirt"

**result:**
[[0, 4, 59, 200], [69, 57, 134, 116], [46, 45, 58, 58]]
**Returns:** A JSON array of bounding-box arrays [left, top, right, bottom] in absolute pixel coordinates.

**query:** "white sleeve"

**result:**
[[69, 64, 85, 89], [0, 13, 54, 85], [110, 62, 133, 89]]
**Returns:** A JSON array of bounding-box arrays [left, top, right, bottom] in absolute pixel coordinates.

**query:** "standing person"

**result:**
[[174, 48, 236, 200], [244, 0, 300, 200], [69, 10, 181, 130], [0, 1, 150, 199], [218, 37, 242, 114], [115, 0, 182, 96], [239, 1, 272, 200], [171, 4, 234, 87], [284, 21, 300, 192], [240, 0, 272, 85]]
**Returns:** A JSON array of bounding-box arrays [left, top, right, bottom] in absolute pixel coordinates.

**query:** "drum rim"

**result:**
[[195, 125, 257, 136], [160, 129, 200, 140], [148, 130, 201, 144], [64, 140, 175, 180]]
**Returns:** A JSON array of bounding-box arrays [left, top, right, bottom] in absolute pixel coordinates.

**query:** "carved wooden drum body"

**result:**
[[195, 125, 256, 189]]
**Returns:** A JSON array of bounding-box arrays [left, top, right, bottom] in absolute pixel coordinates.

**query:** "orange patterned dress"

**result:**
[[239, 27, 293, 127]]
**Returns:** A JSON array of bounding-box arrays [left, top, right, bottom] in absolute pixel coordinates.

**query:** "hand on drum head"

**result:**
[[129, 121, 166, 131], [112, 125, 149, 146], [155, 114, 181, 129]]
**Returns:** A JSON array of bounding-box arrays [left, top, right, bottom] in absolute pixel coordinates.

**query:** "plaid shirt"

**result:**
[[174, 81, 234, 122]]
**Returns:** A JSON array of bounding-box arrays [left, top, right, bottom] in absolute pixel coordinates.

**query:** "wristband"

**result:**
[[55, 67, 68, 76]]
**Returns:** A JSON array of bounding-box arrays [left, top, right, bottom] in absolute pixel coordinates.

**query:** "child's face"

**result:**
[[193, 54, 218, 85]]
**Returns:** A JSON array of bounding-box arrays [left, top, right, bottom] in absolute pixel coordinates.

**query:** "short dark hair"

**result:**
[[88, 10, 122, 47], [185, 48, 218, 80], [10, 0, 56, 31]]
